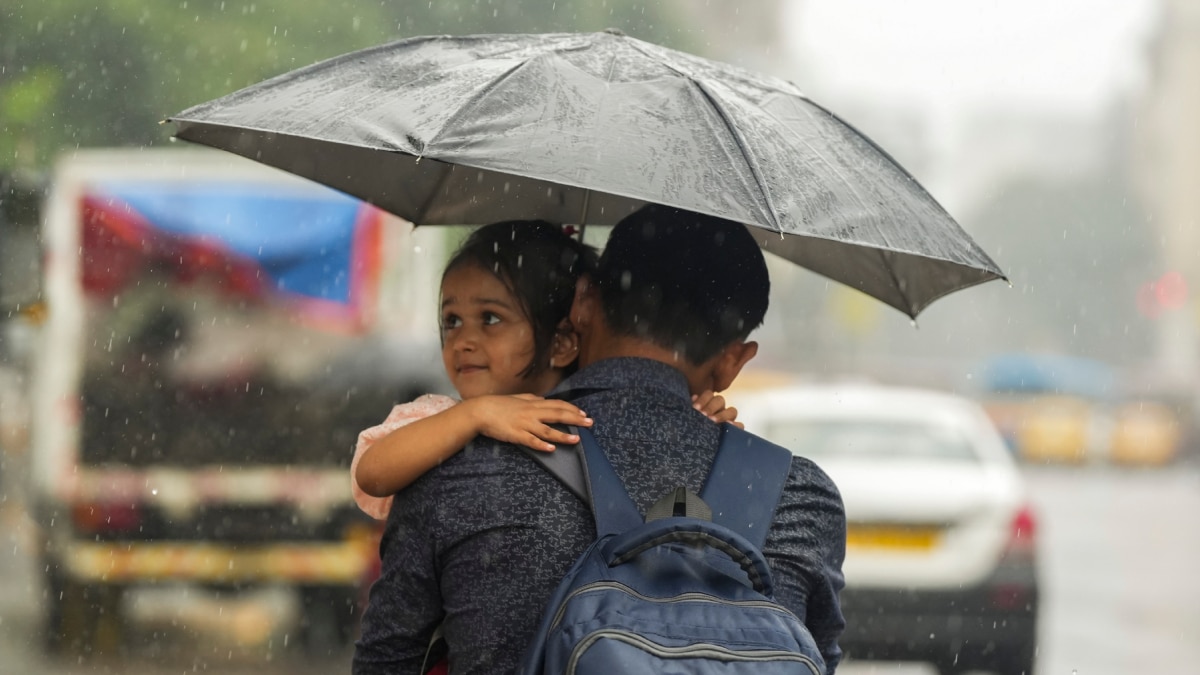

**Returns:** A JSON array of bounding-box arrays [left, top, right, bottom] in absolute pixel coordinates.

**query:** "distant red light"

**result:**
[[1155, 271, 1188, 310], [1137, 272, 1190, 318]]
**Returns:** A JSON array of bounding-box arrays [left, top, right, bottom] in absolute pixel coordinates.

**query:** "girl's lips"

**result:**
[[457, 365, 487, 374]]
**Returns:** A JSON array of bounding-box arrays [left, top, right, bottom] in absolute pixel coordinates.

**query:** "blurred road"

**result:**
[[840, 463, 1200, 675], [2, 464, 1198, 674]]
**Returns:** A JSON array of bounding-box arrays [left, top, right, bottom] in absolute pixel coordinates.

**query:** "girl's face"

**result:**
[[440, 264, 561, 399]]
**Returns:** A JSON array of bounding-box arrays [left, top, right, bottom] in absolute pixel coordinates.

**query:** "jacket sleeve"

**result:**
[[763, 456, 848, 673], [352, 474, 445, 675]]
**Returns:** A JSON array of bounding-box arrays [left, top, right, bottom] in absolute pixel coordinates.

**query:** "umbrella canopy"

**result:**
[[168, 29, 1005, 318]]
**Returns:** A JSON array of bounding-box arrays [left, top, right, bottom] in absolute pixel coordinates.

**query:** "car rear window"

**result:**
[[763, 419, 980, 462]]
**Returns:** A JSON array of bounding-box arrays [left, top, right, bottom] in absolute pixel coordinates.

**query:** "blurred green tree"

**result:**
[[0, 0, 690, 170]]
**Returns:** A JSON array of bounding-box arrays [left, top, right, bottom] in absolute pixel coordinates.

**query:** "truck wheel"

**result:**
[[44, 568, 125, 658], [297, 585, 360, 656]]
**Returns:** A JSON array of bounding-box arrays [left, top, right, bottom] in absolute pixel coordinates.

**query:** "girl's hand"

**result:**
[[468, 394, 593, 452], [693, 390, 744, 429]]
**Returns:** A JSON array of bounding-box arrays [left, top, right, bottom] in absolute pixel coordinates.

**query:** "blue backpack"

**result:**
[[517, 424, 827, 675]]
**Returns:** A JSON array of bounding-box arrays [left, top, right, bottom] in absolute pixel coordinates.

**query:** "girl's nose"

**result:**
[[450, 328, 477, 352]]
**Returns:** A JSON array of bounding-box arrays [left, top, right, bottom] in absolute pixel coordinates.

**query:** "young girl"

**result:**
[[351, 219, 739, 520]]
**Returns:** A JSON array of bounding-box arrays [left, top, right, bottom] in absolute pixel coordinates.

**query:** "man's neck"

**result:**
[[580, 324, 710, 394]]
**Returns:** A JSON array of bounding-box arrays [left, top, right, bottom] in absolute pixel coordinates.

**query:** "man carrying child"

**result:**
[[353, 204, 847, 675]]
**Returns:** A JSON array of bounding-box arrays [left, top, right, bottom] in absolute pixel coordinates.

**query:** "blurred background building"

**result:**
[[1135, 0, 1200, 394]]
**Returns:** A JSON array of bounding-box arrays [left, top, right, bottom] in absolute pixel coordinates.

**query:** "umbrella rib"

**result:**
[[620, 39, 781, 232], [763, 95, 1003, 274], [412, 160, 456, 225], [692, 80, 784, 232], [422, 60, 528, 151], [875, 246, 918, 319], [619, 34, 1003, 281]]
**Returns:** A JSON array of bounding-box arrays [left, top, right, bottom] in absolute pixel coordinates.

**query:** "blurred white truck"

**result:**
[[29, 148, 450, 656]]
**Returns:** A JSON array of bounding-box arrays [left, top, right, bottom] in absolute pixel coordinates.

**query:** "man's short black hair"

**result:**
[[595, 205, 769, 364]]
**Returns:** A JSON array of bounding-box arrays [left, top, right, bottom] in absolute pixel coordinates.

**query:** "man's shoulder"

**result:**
[[784, 453, 841, 494]]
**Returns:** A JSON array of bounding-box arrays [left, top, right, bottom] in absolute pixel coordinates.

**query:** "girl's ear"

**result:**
[[549, 318, 580, 369]]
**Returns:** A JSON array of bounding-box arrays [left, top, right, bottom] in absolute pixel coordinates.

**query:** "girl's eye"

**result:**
[[482, 312, 502, 326], [441, 315, 462, 331]]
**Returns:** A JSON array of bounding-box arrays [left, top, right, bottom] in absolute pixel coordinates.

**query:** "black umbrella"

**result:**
[[168, 30, 1005, 318]]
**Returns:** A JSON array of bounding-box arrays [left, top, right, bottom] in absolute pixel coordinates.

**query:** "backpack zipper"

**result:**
[[549, 580, 802, 631], [566, 629, 821, 675]]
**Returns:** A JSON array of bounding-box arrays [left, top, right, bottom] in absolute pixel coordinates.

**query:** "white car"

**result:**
[[732, 382, 1039, 675]]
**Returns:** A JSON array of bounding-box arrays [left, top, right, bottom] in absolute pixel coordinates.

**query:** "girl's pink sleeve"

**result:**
[[350, 393, 458, 520]]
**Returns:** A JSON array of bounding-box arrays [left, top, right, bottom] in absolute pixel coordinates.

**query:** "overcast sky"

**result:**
[[785, 0, 1160, 116]]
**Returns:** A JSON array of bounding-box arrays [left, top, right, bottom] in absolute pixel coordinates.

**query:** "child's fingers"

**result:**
[[529, 425, 581, 451], [533, 401, 593, 426], [517, 433, 558, 453], [697, 393, 727, 417], [709, 405, 739, 424]]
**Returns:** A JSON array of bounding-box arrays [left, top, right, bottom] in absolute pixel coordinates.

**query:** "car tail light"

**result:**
[[72, 501, 142, 534], [1007, 504, 1037, 555], [988, 504, 1038, 610]]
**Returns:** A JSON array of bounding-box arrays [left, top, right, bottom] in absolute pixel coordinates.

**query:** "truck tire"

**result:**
[[297, 585, 360, 656], [43, 566, 125, 658]]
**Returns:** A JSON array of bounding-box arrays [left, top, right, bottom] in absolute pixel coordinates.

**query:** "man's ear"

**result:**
[[549, 319, 580, 368], [711, 340, 758, 393], [570, 276, 597, 333]]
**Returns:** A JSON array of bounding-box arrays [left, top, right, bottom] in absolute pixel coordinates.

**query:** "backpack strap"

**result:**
[[521, 426, 644, 536], [701, 424, 794, 550], [576, 427, 646, 537], [516, 387, 608, 504], [524, 423, 793, 547], [520, 432, 590, 504]]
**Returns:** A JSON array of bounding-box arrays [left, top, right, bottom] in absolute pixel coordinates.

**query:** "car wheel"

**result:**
[[933, 656, 967, 675], [992, 641, 1036, 675]]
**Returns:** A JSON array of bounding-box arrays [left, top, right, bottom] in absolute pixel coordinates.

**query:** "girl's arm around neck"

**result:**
[[355, 400, 486, 497], [354, 394, 593, 497]]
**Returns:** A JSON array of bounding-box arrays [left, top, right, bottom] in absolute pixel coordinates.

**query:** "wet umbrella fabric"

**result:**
[[169, 30, 1004, 317]]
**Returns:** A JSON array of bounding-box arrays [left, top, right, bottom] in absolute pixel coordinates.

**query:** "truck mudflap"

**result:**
[[62, 524, 378, 584]]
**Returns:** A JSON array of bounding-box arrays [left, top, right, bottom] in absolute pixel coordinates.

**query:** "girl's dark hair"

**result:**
[[442, 220, 598, 378]]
